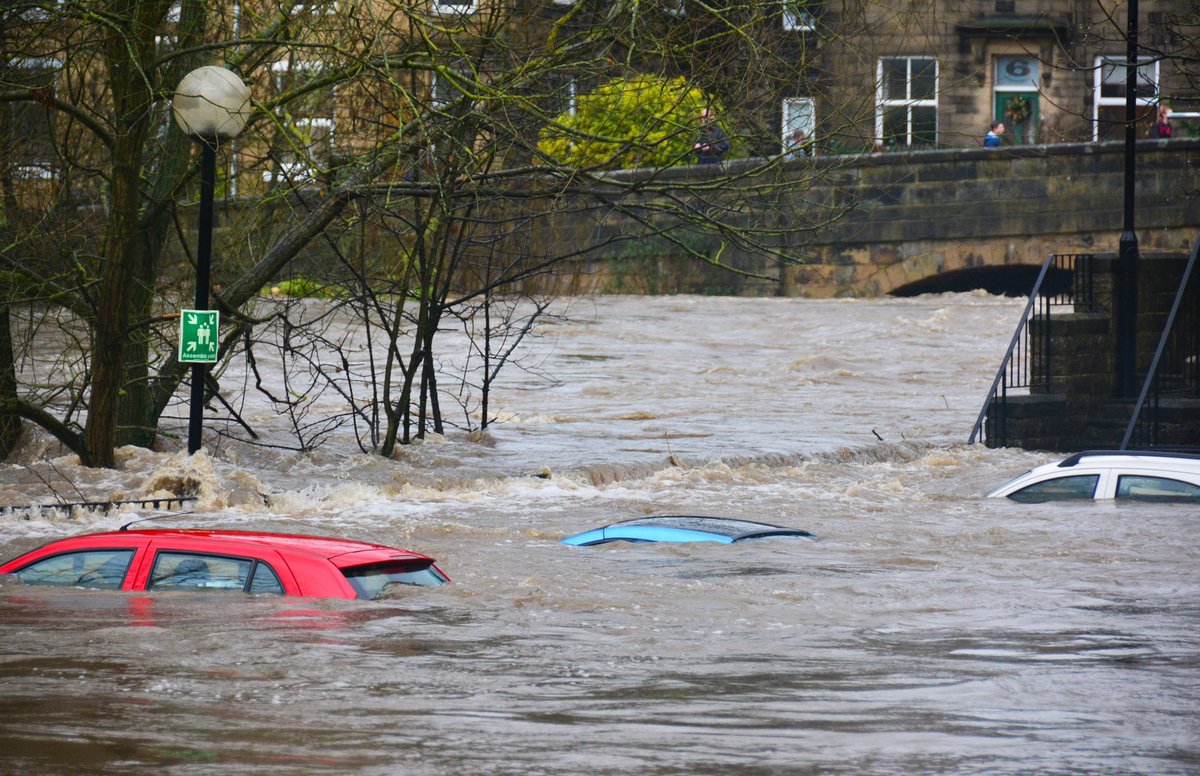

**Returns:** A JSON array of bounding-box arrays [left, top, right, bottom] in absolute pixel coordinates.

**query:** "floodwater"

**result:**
[[1, 294, 1197, 775]]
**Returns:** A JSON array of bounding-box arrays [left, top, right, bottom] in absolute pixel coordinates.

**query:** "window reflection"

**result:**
[[1009, 474, 1099, 503], [1116, 475, 1200, 503], [14, 549, 134, 590]]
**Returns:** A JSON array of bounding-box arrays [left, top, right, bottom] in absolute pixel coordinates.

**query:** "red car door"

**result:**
[[131, 537, 300, 595]]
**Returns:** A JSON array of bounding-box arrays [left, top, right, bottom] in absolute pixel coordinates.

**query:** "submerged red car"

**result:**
[[0, 529, 449, 600]]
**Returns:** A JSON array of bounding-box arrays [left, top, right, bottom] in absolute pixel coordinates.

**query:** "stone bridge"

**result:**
[[539, 138, 1200, 298]]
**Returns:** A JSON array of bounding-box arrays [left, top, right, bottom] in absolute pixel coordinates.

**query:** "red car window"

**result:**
[[149, 552, 252, 592], [248, 561, 285, 594], [341, 560, 449, 600], [10, 549, 135, 590], [147, 551, 287, 595]]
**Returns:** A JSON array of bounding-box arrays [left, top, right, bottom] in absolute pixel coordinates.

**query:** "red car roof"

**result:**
[[62, 529, 433, 563], [0, 528, 448, 600]]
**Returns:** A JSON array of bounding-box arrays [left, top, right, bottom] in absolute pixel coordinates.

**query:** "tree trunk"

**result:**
[[116, 0, 210, 450], [85, 129, 148, 467], [0, 113, 22, 459], [0, 299, 21, 459], [83, 3, 163, 467]]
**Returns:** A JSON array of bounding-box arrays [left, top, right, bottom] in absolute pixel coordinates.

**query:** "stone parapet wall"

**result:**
[[1030, 312, 1113, 397], [782, 139, 1199, 296], [193, 140, 1199, 301], [541, 139, 1199, 298]]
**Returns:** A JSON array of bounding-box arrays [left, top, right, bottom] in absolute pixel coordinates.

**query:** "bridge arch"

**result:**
[[532, 140, 1198, 297], [888, 263, 1072, 297], [773, 140, 1197, 297]]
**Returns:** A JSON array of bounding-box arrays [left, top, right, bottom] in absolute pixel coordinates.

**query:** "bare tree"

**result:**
[[1, 0, 880, 466]]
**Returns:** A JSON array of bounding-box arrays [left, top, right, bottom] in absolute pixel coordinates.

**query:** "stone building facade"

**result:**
[[4, 0, 1194, 182], [768, 0, 1196, 154]]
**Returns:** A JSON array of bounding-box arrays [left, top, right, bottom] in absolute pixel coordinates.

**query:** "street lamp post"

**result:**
[[172, 66, 250, 454], [1116, 0, 1139, 397]]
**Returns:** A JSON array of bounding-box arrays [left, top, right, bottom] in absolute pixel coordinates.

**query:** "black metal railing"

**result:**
[[968, 253, 1093, 446], [1121, 236, 1200, 449]]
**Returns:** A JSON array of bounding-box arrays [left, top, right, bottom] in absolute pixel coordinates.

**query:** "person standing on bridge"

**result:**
[[984, 121, 1004, 147], [1150, 104, 1172, 139], [694, 108, 731, 164], [785, 128, 808, 160]]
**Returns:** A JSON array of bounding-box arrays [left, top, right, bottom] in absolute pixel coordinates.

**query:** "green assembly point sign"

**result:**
[[179, 309, 219, 364]]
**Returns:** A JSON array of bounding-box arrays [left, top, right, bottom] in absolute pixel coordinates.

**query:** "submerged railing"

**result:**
[[967, 253, 1094, 446], [1121, 235, 1200, 449], [0, 496, 197, 515]]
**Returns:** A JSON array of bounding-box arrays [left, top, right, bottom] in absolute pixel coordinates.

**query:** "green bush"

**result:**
[[538, 75, 730, 170], [271, 277, 342, 299]]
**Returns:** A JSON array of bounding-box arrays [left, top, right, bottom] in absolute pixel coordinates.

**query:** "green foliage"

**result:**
[[271, 277, 343, 298], [538, 75, 729, 170]]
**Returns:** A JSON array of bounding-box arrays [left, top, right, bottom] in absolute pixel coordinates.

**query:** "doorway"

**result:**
[[994, 55, 1040, 145], [994, 92, 1039, 144]]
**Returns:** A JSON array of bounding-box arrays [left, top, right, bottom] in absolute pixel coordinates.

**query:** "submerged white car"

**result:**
[[988, 450, 1200, 503]]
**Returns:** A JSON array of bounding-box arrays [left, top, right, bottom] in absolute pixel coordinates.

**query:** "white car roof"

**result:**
[[988, 450, 1200, 498], [1053, 450, 1200, 469]]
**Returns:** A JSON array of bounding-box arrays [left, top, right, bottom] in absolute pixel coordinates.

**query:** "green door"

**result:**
[[995, 93, 1039, 145]]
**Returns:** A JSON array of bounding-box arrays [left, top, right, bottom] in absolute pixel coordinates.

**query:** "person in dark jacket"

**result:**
[[1150, 104, 1172, 139], [694, 108, 730, 164]]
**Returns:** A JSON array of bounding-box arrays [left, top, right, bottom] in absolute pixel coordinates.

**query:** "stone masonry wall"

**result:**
[[535, 138, 1200, 298], [197, 139, 1200, 300], [986, 252, 1199, 451]]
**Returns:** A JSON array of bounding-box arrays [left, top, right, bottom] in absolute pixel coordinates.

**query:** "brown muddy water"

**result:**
[[0, 294, 1197, 775]]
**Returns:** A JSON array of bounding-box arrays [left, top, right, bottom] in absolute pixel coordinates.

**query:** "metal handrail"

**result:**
[[968, 253, 1091, 445], [967, 253, 1053, 444], [1120, 233, 1200, 449]]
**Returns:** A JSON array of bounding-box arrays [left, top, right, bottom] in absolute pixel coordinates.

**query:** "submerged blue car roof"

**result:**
[[562, 516, 816, 546]]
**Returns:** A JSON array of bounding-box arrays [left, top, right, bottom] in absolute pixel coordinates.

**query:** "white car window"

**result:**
[[1009, 474, 1100, 503], [1116, 475, 1200, 503]]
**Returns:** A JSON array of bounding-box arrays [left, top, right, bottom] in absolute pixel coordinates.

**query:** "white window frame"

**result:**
[[431, 0, 476, 15], [20, 0, 63, 21], [228, 140, 240, 197], [264, 60, 335, 183], [432, 70, 455, 109], [875, 56, 939, 147], [782, 0, 813, 31], [1092, 55, 1159, 141], [432, 68, 475, 111], [292, 0, 339, 13], [155, 2, 182, 48], [556, 77, 578, 117], [9, 56, 62, 178], [781, 97, 815, 155]]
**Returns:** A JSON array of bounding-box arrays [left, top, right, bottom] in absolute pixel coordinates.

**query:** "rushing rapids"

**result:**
[[1, 293, 1196, 774]]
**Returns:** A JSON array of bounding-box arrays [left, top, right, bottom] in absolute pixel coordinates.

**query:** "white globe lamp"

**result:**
[[172, 65, 250, 141]]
